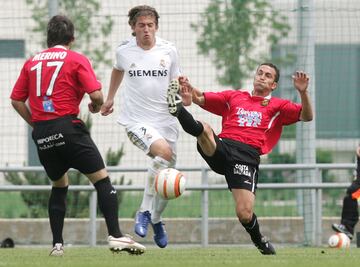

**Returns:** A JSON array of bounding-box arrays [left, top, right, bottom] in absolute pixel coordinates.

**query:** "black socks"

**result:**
[[94, 177, 122, 238], [177, 107, 204, 137], [49, 177, 123, 245], [48, 186, 68, 246], [241, 213, 262, 243]]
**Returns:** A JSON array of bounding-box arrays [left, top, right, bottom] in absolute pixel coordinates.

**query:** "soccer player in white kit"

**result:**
[[101, 5, 181, 248]]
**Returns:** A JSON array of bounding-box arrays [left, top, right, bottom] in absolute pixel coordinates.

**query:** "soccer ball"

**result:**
[[155, 168, 186, 200], [328, 233, 350, 248]]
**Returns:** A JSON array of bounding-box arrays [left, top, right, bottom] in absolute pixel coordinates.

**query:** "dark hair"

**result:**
[[259, 62, 280, 83], [128, 5, 159, 36], [47, 15, 74, 48]]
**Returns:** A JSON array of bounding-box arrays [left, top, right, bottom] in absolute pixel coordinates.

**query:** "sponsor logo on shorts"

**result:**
[[127, 131, 147, 151], [37, 133, 64, 144], [37, 133, 65, 150], [233, 164, 251, 177]]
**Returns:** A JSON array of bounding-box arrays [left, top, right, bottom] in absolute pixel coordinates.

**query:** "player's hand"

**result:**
[[293, 71, 309, 93], [356, 145, 360, 157], [100, 99, 114, 116], [88, 102, 101, 113], [178, 76, 192, 106]]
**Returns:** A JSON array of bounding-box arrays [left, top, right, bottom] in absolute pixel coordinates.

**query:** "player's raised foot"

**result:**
[[167, 79, 183, 117], [332, 223, 353, 240], [134, 210, 151, 238], [152, 222, 168, 248], [49, 243, 64, 256], [108, 235, 145, 255], [253, 236, 276, 255]]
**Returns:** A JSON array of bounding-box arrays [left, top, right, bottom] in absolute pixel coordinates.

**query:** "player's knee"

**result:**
[[198, 123, 214, 142], [236, 207, 253, 223], [152, 156, 171, 169], [151, 141, 174, 162], [156, 148, 173, 162], [197, 123, 217, 156], [201, 122, 212, 136]]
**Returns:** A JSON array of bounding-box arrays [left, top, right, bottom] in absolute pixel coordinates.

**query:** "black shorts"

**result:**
[[197, 135, 260, 193], [32, 116, 105, 181]]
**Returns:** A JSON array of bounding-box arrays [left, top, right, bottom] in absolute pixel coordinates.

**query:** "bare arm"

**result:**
[[192, 87, 205, 106], [293, 71, 313, 121], [11, 100, 33, 127], [100, 68, 124, 116], [88, 90, 104, 113]]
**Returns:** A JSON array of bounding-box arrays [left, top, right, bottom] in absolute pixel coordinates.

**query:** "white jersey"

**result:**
[[114, 37, 181, 127]]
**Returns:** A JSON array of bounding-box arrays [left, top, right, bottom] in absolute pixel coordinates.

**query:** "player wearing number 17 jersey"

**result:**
[[11, 44, 100, 122], [10, 15, 145, 256]]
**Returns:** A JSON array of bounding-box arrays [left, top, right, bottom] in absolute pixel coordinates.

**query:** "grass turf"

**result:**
[[0, 246, 358, 267]]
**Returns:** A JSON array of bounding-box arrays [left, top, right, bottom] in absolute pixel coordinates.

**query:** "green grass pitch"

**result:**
[[0, 246, 358, 267]]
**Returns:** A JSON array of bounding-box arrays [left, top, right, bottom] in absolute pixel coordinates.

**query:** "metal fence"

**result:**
[[0, 163, 355, 246]]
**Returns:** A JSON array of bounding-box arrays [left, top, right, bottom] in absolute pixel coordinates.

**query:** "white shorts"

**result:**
[[125, 123, 179, 155]]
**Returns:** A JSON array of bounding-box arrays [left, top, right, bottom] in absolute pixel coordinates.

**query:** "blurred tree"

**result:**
[[26, 0, 113, 70], [5, 114, 129, 218], [191, 0, 290, 88]]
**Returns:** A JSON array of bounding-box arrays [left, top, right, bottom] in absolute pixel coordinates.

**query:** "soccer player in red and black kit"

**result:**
[[167, 63, 313, 255], [10, 15, 145, 256], [332, 144, 360, 240]]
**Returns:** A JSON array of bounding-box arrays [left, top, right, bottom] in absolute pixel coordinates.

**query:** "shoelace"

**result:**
[[123, 234, 134, 239], [140, 213, 151, 228]]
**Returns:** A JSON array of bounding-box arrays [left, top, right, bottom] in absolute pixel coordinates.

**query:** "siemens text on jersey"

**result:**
[[128, 69, 168, 77]]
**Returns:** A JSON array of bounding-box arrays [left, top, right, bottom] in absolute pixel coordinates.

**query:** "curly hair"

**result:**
[[128, 5, 160, 35]]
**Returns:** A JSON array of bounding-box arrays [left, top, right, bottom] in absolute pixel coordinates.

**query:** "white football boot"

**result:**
[[167, 79, 183, 117], [108, 235, 146, 255], [49, 243, 64, 256]]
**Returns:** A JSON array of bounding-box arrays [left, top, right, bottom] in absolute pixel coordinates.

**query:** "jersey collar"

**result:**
[[250, 90, 272, 100], [53, 45, 68, 50]]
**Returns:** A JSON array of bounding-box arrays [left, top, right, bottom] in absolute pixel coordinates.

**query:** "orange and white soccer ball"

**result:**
[[328, 233, 351, 248], [155, 168, 186, 200]]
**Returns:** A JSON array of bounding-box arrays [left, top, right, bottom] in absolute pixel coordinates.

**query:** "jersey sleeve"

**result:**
[[169, 45, 181, 79], [201, 91, 229, 116], [261, 100, 302, 154], [113, 40, 130, 71], [10, 61, 30, 101], [77, 56, 101, 93], [279, 101, 302, 125], [113, 48, 124, 71]]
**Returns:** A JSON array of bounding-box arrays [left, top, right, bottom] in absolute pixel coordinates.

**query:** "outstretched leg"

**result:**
[[168, 79, 220, 159], [167, 79, 204, 137]]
